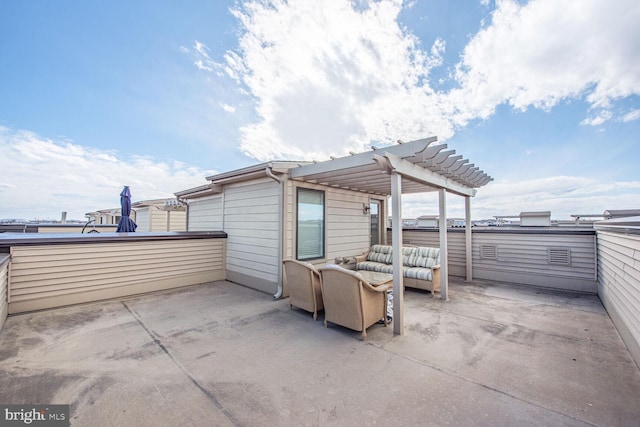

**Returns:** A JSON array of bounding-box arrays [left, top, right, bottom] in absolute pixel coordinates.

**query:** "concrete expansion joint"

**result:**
[[121, 301, 242, 427]]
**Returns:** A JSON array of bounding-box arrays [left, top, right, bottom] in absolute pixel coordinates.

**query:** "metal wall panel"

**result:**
[[400, 229, 597, 292], [188, 194, 223, 231], [597, 231, 640, 368], [224, 178, 280, 294]]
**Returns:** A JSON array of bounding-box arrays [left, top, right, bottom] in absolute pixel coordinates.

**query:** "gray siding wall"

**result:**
[[400, 229, 598, 293], [224, 178, 280, 294], [597, 230, 640, 368], [188, 195, 223, 231], [8, 238, 226, 314], [0, 255, 8, 331]]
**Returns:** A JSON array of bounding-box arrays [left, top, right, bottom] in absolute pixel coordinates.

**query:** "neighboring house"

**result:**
[[85, 208, 124, 225], [176, 138, 492, 297], [132, 199, 187, 232], [416, 215, 438, 228]]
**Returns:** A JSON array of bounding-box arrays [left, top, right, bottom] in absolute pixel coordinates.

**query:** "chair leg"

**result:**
[[324, 320, 328, 327], [361, 329, 367, 339], [313, 311, 317, 321]]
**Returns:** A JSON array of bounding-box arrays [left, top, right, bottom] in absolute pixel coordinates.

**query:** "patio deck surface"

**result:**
[[1, 278, 639, 426]]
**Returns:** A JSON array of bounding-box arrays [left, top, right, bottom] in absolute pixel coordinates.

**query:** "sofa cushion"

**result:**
[[366, 244, 393, 264], [356, 261, 386, 272], [403, 266, 433, 281], [406, 247, 439, 268]]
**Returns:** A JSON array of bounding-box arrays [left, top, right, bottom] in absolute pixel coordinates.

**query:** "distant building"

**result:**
[[416, 215, 438, 228], [132, 199, 186, 232]]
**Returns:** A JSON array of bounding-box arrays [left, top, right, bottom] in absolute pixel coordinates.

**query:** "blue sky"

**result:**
[[1, 0, 638, 221]]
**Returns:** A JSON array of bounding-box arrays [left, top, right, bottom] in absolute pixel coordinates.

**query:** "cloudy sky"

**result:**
[[1, 0, 638, 221]]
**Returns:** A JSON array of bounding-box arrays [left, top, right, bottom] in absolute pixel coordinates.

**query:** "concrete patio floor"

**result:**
[[1, 278, 639, 426]]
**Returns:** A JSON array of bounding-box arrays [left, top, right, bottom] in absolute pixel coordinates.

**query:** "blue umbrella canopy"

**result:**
[[116, 186, 137, 232]]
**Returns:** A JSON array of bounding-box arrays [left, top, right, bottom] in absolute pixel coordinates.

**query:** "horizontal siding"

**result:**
[[224, 179, 279, 293], [403, 230, 466, 276], [473, 233, 596, 280], [150, 207, 166, 232], [8, 238, 226, 314], [188, 195, 223, 231], [0, 255, 8, 332], [168, 211, 186, 231], [400, 229, 597, 292], [135, 209, 150, 232], [325, 189, 370, 260], [597, 231, 640, 367]]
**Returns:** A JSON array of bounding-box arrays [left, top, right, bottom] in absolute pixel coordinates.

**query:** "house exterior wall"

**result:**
[[188, 195, 223, 231], [224, 178, 280, 294], [149, 207, 167, 232], [596, 229, 640, 368], [400, 228, 598, 293], [135, 208, 151, 231], [285, 182, 373, 266], [0, 255, 8, 331], [325, 187, 373, 262], [7, 236, 226, 314], [167, 210, 187, 231]]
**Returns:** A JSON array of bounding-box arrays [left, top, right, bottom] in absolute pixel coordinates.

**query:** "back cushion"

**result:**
[[367, 245, 393, 264], [407, 247, 440, 268]]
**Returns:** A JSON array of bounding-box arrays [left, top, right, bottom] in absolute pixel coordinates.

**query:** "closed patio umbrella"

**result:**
[[116, 186, 137, 232]]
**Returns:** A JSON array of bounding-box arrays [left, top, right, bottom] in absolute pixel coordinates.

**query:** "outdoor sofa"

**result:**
[[355, 244, 441, 296]]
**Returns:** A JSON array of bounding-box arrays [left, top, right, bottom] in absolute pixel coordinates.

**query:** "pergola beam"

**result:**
[[374, 153, 477, 197], [289, 137, 437, 179]]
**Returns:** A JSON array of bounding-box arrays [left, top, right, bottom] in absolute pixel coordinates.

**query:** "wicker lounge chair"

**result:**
[[318, 265, 390, 339], [283, 259, 324, 320]]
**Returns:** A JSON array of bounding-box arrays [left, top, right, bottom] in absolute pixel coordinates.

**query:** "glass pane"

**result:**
[[297, 189, 324, 260], [370, 201, 380, 246]]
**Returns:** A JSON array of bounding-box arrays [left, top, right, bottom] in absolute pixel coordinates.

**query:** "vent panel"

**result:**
[[480, 244, 498, 260], [548, 248, 571, 265]]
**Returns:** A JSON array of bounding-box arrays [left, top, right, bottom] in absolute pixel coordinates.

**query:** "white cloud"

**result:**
[[209, 0, 639, 163], [402, 176, 640, 221], [581, 110, 613, 126], [0, 128, 214, 220], [451, 0, 640, 126], [220, 103, 236, 113], [621, 109, 640, 123], [223, 0, 450, 161]]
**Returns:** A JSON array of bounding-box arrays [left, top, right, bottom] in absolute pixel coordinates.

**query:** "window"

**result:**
[[297, 188, 325, 260], [370, 200, 381, 246]]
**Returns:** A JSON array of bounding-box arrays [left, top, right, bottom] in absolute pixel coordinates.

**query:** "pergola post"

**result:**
[[439, 189, 448, 300], [391, 172, 404, 335], [465, 196, 472, 281]]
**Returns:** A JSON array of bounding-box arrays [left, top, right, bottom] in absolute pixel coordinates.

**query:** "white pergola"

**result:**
[[289, 136, 492, 335]]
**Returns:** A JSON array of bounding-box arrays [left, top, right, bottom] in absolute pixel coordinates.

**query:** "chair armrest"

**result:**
[[374, 283, 392, 292], [355, 253, 368, 263], [432, 264, 440, 271], [362, 281, 391, 293]]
